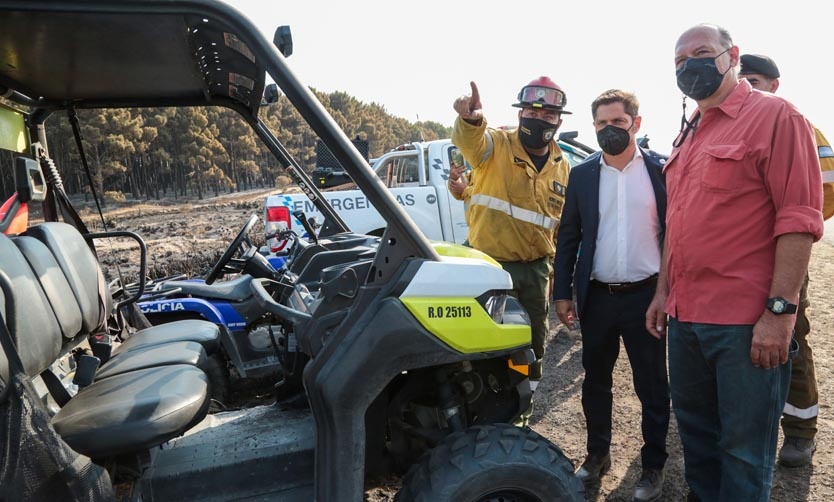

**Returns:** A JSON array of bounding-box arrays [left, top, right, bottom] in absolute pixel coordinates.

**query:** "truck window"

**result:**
[[374, 152, 421, 188], [375, 160, 393, 187], [397, 156, 419, 186]]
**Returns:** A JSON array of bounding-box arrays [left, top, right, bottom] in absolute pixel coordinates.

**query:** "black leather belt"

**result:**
[[591, 274, 658, 294]]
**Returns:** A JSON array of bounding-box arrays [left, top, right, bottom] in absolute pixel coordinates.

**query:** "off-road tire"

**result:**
[[204, 353, 230, 411], [395, 424, 583, 502]]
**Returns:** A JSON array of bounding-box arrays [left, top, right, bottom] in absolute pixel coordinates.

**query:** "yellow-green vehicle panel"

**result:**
[[401, 297, 530, 353], [0, 104, 28, 153]]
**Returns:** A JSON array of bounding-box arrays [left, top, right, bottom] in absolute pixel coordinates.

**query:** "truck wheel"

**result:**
[[395, 424, 583, 502]]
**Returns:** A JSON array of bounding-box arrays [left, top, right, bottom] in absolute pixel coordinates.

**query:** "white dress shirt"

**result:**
[[591, 149, 661, 283]]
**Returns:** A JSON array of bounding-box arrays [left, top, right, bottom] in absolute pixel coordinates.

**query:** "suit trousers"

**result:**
[[580, 284, 670, 470]]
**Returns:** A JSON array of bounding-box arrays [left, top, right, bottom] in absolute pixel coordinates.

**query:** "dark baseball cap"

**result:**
[[739, 54, 780, 79]]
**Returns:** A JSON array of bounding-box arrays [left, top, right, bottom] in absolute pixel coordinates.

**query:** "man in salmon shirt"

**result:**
[[645, 24, 824, 501]]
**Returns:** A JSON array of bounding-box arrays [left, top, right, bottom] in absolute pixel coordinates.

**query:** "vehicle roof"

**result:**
[[0, 1, 266, 119], [0, 1, 443, 265]]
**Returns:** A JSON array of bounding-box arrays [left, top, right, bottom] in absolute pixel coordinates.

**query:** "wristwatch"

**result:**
[[766, 296, 798, 315]]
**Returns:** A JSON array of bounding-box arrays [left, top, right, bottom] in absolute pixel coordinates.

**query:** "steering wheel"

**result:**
[[204, 214, 259, 285]]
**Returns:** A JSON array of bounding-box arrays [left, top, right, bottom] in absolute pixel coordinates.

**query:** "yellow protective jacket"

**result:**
[[452, 117, 570, 262], [815, 127, 834, 220]]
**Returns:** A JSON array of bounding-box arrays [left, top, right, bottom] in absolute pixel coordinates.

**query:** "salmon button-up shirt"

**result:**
[[663, 80, 823, 325]]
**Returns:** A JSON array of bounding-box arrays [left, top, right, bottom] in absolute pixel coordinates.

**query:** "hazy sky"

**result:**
[[226, 0, 832, 156]]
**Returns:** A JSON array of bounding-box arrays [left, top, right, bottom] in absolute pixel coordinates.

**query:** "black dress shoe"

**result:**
[[575, 452, 611, 485], [633, 468, 664, 502]]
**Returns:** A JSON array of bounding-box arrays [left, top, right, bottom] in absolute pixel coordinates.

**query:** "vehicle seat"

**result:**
[[12, 234, 210, 378], [295, 246, 376, 287], [113, 319, 220, 355], [25, 222, 221, 354], [155, 274, 254, 302], [51, 365, 209, 458], [0, 233, 210, 459]]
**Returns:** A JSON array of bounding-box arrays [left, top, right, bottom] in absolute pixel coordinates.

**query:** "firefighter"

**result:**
[[451, 77, 571, 396], [740, 53, 834, 468]]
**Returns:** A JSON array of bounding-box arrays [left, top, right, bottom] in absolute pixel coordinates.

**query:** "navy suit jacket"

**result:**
[[553, 147, 667, 318]]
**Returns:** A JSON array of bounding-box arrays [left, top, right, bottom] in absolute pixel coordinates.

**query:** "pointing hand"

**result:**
[[453, 81, 484, 123]]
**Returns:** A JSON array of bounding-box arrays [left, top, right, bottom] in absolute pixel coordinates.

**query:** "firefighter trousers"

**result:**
[[497, 256, 552, 384], [782, 272, 819, 439]]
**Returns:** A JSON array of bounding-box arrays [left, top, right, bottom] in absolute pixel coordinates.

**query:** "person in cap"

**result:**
[[553, 89, 670, 500], [740, 52, 834, 468], [452, 78, 572, 402], [645, 24, 823, 500], [739, 53, 780, 80]]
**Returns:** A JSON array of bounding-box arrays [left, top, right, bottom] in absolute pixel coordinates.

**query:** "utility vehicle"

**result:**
[[0, 1, 583, 500]]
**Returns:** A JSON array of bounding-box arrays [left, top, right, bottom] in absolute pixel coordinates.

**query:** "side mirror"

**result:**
[[273, 25, 293, 58], [263, 83, 280, 105]]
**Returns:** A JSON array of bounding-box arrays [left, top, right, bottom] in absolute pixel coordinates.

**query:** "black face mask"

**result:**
[[596, 124, 632, 156], [675, 48, 730, 101], [518, 117, 558, 150]]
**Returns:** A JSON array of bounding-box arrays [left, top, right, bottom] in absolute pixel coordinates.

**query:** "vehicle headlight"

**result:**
[[484, 293, 530, 326]]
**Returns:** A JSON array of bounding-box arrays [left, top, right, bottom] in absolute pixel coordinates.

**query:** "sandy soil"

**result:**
[[90, 189, 833, 501]]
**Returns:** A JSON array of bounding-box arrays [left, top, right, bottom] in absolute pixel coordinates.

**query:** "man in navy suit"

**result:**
[[553, 89, 670, 501]]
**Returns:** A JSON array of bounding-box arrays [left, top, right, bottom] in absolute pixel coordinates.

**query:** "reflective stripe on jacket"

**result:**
[[452, 117, 570, 262]]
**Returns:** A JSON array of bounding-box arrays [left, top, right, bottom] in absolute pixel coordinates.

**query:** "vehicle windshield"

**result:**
[[560, 145, 589, 167]]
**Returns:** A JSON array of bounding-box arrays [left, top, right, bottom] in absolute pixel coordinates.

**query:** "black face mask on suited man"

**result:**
[[596, 124, 632, 156]]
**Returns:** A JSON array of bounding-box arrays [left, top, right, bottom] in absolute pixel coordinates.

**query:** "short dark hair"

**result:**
[[591, 89, 639, 119]]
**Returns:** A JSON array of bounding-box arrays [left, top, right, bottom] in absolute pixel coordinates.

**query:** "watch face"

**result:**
[[772, 299, 786, 313]]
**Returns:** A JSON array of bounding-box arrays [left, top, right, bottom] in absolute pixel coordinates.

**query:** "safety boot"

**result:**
[[779, 436, 816, 467]]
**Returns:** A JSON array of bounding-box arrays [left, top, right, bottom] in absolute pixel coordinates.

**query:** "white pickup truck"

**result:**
[[264, 134, 593, 251]]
